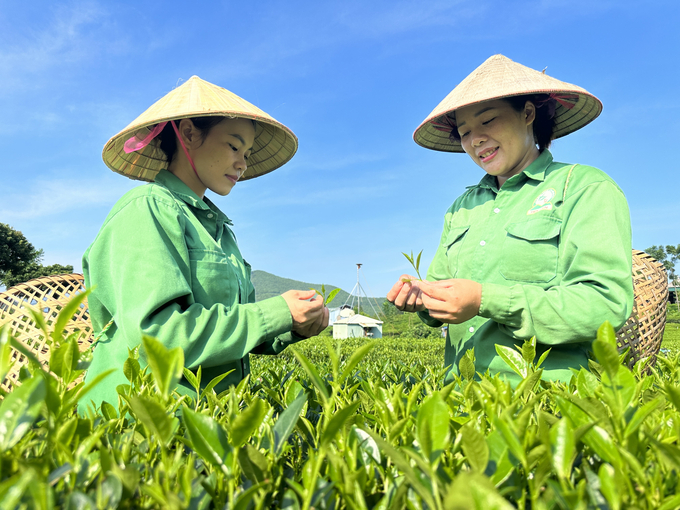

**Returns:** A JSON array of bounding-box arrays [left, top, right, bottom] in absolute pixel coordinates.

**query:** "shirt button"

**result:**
[[469, 327, 475, 333], [207, 213, 214, 218], [480, 240, 486, 246], [494, 208, 500, 214]]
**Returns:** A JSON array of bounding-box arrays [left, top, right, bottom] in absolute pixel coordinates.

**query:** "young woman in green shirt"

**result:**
[[387, 55, 633, 384], [81, 77, 328, 411]]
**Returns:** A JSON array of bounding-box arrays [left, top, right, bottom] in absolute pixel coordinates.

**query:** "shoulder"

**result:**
[[99, 182, 188, 232], [547, 160, 626, 201]]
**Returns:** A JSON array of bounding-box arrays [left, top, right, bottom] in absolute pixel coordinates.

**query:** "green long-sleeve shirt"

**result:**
[[81, 170, 299, 410], [418, 150, 633, 384]]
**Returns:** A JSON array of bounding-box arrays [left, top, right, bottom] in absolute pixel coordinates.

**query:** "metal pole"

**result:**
[[356, 264, 362, 315]]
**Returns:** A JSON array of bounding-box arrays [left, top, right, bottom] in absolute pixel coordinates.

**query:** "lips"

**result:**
[[478, 147, 499, 163], [226, 174, 238, 185]]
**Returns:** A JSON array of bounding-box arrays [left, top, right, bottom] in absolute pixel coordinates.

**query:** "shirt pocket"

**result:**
[[188, 249, 238, 309], [500, 217, 561, 283], [444, 226, 470, 278]]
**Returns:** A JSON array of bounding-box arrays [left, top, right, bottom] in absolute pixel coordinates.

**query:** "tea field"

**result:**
[[2, 296, 680, 509]]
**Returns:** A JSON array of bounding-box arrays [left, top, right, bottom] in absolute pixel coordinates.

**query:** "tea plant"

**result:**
[[1, 293, 680, 509], [401, 250, 424, 282]]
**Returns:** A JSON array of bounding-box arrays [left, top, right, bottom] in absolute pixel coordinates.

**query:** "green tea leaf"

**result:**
[[493, 417, 527, 469], [340, 341, 375, 383], [50, 336, 78, 381], [416, 392, 450, 462], [597, 320, 618, 347], [292, 350, 329, 401], [183, 407, 231, 472], [460, 424, 489, 473], [0, 471, 35, 509], [598, 464, 621, 510], [231, 399, 267, 448], [592, 339, 621, 380], [320, 401, 361, 447], [0, 376, 46, 452], [273, 390, 307, 457], [495, 344, 528, 378], [550, 418, 575, 480], [459, 348, 476, 381], [521, 337, 536, 365], [129, 396, 175, 446], [51, 289, 89, 345], [0, 327, 13, 383], [237, 444, 268, 483], [325, 288, 341, 306], [142, 335, 184, 400]]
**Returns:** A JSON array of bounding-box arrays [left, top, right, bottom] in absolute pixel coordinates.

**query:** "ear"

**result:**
[[176, 118, 200, 149], [524, 101, 537, 126]]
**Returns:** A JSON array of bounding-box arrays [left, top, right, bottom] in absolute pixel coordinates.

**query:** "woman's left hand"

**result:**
[[419, 279, 482, 324]]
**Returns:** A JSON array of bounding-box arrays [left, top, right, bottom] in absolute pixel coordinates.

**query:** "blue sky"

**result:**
[[1, 0, 678, 297]]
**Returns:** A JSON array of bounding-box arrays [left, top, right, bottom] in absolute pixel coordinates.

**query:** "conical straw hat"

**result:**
[[102, 76, 298, 181], [413, 54, 602, 153]]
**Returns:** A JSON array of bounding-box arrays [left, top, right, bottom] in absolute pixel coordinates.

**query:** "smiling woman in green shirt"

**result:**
[[81, 77, 328, 411], [387, 55, 633, 385]]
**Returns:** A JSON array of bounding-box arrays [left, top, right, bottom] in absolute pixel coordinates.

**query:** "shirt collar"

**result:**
[[154, 169, 233, 225], [468, 149, 554, 191]]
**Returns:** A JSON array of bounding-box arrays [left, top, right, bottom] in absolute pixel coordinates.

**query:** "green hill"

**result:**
[[251, 270, 384, 311]]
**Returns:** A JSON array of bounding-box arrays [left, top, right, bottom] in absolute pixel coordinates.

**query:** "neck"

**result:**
[[168, 157, 206, 199]]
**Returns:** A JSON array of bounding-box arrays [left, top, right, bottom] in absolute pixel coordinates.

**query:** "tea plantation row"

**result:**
[[1, 295, 680, 509]]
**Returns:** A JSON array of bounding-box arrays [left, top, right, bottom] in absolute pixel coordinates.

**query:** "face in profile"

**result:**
[[190, 118, 256, 196]]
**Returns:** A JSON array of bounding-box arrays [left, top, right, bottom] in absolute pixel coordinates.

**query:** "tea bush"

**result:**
[[1, 293, 680, 509]]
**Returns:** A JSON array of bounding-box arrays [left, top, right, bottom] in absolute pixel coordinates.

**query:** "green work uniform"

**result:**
[[80, 170, 298, 411], [418, 150, 633, 385]]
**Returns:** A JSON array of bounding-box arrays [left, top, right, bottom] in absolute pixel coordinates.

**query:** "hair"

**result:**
[[448, 94, 556, 151], [158, 116, 258, 164]]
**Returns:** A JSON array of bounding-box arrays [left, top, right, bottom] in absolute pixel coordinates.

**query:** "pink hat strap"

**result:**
[[123, 120, 203, 184]]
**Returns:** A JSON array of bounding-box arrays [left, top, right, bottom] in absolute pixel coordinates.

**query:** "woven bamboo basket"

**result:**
[[616, 250, 668, 365], [0, 273, 94, 393]]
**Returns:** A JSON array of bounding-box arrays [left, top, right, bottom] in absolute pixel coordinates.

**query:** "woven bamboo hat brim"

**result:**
[[413, 54, 603, 153], [102, 76, 298, 181]]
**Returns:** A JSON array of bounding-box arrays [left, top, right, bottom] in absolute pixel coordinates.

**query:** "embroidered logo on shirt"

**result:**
[[527, 188, 556, 215]]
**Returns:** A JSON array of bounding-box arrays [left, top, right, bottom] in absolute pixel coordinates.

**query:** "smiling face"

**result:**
[[454, 99, 540, 186]]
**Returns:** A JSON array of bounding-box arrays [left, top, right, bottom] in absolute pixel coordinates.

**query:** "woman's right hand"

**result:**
[[386, 275, 426, 313], [282, 290, 329, 338]]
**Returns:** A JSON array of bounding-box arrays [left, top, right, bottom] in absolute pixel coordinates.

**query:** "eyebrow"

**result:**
[[456, 107, 497, 128], [230, 134, 253, 152]]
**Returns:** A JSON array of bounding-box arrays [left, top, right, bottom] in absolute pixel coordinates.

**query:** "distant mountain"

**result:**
[[251, 270, 385, 312]]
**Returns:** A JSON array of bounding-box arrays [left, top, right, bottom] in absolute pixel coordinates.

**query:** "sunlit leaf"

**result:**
[[550, 418, 574, 480], [460, 424, 489, 473], [495, 344, 527, 378], [0, 376, 46, 452], [51, 289, 89, 345], [340, 341, 375, 383], [592, 339, 621, 380], [416, 392, 450, 462], [142, 335, 184, 400], [183, 407, 231, 472], [273, 390, 307, 457], [231, 399, 267, 448], [320, 401, 360, 447], [292, 350, 329, 401], [129, 395, 175, 446]]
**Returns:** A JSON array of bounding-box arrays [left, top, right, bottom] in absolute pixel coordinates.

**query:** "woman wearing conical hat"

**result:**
[[81, 77, 328, 410], [387, 55, 633, 384]]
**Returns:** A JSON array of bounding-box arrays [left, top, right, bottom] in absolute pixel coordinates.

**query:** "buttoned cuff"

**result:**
[[478, 283, 515, 324], [255, 295, 294, 342]]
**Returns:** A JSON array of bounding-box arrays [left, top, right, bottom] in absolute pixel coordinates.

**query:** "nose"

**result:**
[[234, 153, 247, 174], [471, 129, 486, 148]]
